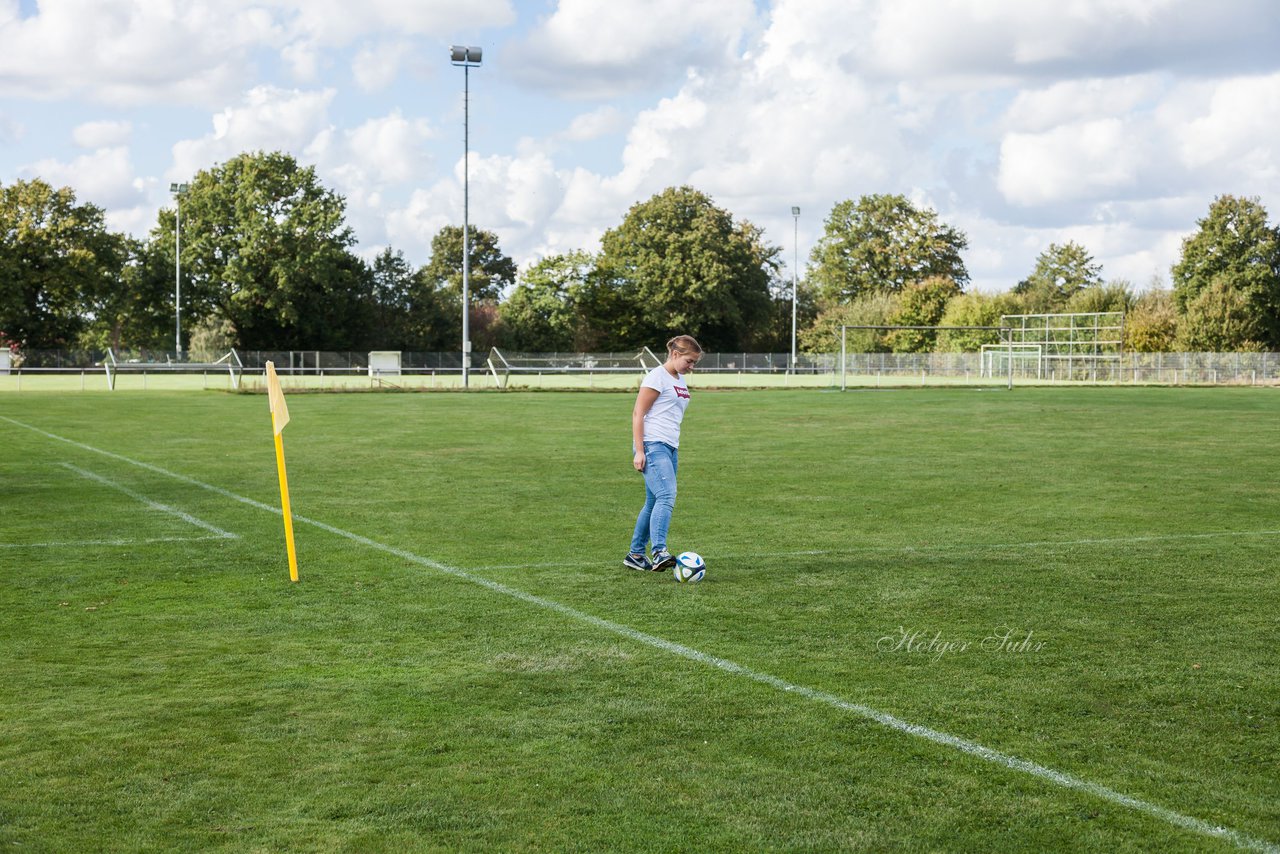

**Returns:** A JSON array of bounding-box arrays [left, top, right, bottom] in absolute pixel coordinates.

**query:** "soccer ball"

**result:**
[[673, 551, 706, 583]]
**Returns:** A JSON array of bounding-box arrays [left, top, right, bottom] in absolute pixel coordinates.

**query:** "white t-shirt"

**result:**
[[640, 365, 691, 447]]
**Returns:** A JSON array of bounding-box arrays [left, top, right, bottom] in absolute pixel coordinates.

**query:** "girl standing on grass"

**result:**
[[624, 335, 702, 572]]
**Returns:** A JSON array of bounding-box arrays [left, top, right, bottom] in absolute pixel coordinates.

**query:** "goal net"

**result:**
[[486, 347, 662, 389]]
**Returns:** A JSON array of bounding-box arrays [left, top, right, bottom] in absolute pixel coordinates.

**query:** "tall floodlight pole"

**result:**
[[170, 182, 189, 359], [451, 45, 483, 388], [791, 206, 800, 374]]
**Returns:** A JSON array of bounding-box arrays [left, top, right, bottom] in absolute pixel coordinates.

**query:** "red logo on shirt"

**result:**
[[674, 385, 689, 399]]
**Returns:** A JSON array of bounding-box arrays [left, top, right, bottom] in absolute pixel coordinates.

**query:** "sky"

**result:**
[[2, 0, 1279, 293]]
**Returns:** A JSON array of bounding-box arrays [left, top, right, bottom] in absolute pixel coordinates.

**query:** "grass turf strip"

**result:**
[[1, 388, 1277, 851]]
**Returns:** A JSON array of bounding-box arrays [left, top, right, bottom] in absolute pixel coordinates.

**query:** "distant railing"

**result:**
[[4, 349, 839, 374], [2, 349, 1278, 389]]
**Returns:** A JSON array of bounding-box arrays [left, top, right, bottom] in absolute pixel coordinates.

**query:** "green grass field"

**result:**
[[2, 387, 1278, 852]]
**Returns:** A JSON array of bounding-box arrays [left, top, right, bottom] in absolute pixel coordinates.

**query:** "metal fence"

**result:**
[[836, 351, 1280, 385], [1120, 351, 1280, 384], [6, 348, 839, 374], [3, 349, 1279, 389]]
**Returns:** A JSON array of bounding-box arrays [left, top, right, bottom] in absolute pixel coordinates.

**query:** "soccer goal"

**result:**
[[102, 348, 244, 390], [486, 347, 662, 389], [981, 343, 1043, 379]]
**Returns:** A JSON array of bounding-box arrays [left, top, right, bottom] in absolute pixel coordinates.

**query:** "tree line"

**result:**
[[3, 149, 1279, 356]]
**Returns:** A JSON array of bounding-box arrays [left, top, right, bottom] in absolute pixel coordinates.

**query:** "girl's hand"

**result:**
[[633, 450, 646, 472]]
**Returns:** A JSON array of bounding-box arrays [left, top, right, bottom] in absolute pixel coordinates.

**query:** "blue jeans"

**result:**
[[630, 441, 678, 555]]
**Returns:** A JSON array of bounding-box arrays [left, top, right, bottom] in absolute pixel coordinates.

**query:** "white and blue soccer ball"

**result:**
[[673, 551, 706, 583]]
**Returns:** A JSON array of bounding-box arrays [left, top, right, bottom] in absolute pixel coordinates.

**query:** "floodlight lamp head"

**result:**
[[450, 45, 482, 65], [791, 206, 800, 216]]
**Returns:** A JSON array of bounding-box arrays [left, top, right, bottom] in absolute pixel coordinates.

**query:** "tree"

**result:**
[[1177, 275, 1265, 351], [935, 291, 1018, 352], [419, 225, 515, 353], [748, 276, 820, 354], [1171, 195, 1280, 348], [420, 225, 516, 303], [1064, 280, 1133, 315], [886, 275, 962, 352], [0, 178, 127, 351], [370, 247, 415, 328], [500, 251, 596, 352], [1013, 241, 1103, 311], [807, 194, 968, 303], [1124, 289, 1179, 353], [799, 291, 899, 354], [186, 314, 237, 357], [79, 237, 176, 353], [596, 186, 778, 351], [367, 246, 449, 350], [157, 150, 376, 350]]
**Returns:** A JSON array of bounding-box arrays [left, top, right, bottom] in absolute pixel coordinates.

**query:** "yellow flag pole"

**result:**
[[265, 361, 299, 582], [273, 413, 299, 583]]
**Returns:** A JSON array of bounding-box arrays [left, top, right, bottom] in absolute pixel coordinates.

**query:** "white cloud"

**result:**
[[993, 68, 1280, 218], [20, 146, 145, 212], [0, 1, 282, 105], [329, 111, 434, 184], [1002, 76, 1166, 134], [279, 0, 515, 46], [472, 150, 564, 232], [171, 86, 336, 179], [862, 0, 1280, 81], [383, 148, 569, 270], [559, 106, 625, 142], [385, 184, 454, 258], [352, 40, 413, 93], [305, 110, 437, 248], [72, 120, 133, 149], [1176, 72, 1280, 178], [0, 0, 515, 106], [282, 40, 322, 82], [998, 119, 1149, 207], [510, 0, 760, 97], [610, 88, 711, 195]]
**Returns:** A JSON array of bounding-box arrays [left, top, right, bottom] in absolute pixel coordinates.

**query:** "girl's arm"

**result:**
[[632, 387, 659, 471]]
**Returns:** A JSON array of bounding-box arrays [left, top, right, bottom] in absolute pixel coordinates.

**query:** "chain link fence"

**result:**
[[3, 349, 1279, 389]]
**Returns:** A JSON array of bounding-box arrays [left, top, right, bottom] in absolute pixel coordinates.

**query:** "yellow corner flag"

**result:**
[[265, 362, 299, 582], [267, 361, 290, 434]]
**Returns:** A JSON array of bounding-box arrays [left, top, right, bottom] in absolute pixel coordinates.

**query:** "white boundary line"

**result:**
[[2, 535, 233, 550], [2, 414, 1275, 853], [59, 462, 238, 539]]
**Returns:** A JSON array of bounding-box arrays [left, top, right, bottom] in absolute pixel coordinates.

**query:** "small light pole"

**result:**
[[170, 182, 190, 360], [791, 206, 800, 374], [450, 45, 482, 388]]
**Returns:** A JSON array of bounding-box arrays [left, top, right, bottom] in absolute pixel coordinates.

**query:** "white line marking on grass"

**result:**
[[1, 535, 234, 549], [59, 462, 238, 539], [2, 415, 1275, 853]]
